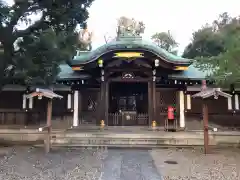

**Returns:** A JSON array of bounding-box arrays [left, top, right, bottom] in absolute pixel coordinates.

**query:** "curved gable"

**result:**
[[70, 36, 192, 66]]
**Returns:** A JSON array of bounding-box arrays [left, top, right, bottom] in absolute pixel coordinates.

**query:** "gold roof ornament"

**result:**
[[174, 66, 188, 70], [114, 52, 144, 58], [78, 24, 93, 51], [117, 16, 145, 37]]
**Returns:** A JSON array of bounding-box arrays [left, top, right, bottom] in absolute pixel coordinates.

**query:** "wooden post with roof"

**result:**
[[25, 88, 63, 153], [192, 80, 232, 154]]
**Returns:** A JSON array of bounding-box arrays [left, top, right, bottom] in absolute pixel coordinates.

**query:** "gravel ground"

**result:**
[[1, 146, 240, 180], [0, 146, 107, 180], [150, 147, 240, 180]]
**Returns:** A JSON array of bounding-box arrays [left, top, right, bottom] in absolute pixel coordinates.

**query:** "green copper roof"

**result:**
[[71, 36, 191, 65], [58, 64, 90, 80], [58, 63, 207, 80], [169, 64, 210, 79]]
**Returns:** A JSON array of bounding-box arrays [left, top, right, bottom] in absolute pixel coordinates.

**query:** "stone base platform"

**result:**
[[0, 126, 240, 148]]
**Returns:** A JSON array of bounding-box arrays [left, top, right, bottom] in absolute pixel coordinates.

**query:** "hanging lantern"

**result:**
[[101, 69, 104, 81], [98, 59, 103, 67], [101, 76, 104, 81], [153, 76, 156, 81], [38, 94, 42, 100], [154, 59, 159, 67], [152, 69, 156, 75]]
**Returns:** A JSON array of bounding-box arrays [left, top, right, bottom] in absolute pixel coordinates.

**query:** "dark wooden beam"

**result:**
[[109, 77, 151, 82], [133, 59, 152, 68], [99, 82, 105, 124], [148, 81, 153, 126], [203, 100, 209, 154], [106, 59, 123, 67], [107, 68, 152, 72], [152, 81, 156, 123], [105, 81, 109, 126], [45, 99, 52, 153]]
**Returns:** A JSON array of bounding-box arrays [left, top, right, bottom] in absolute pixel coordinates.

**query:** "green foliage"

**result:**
[[183, 26, 225, 58], [0, 0, 94, 87], [151, 31, 178, 54], [14, 29, 78, 85], [183, 12, 240, 86]]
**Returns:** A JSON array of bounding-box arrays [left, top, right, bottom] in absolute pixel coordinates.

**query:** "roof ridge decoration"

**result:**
[[116, 16, 145, 39], [78, 23, 93, 51], [71, 39, 192, 66], [70, 17, 192, 66]]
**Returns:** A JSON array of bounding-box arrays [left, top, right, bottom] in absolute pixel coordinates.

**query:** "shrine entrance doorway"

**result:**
[[108, 82, 149, 126]]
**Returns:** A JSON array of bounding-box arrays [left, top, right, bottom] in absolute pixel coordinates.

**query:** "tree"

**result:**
[[0, 0, 94, 88], [182, 12, 233, 59], [14, 28, 78, 86], [183, 12, 240, 85], [151, 31, 178, 54], [182, 26, 224, 58]]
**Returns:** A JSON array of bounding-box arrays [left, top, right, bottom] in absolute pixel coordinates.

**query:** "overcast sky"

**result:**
[[6, 0, 240, 54]]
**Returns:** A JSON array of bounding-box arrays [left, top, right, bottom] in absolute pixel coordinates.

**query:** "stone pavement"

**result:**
[[101, 149, 162, 180]]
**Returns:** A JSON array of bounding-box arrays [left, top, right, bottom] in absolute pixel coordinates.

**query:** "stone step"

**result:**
[[52, 132, 204, 139], [35, 144, 203, 148], [51, 137, 205, 146]]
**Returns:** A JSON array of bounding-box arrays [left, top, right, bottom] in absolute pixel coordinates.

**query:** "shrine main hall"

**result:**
[[0, 35, 239, 129]]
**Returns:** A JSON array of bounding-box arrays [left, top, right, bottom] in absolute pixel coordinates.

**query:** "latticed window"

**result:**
[[82, 92, 98, 112], [118, 96, 136, 111], [159, 90, 177, 114]]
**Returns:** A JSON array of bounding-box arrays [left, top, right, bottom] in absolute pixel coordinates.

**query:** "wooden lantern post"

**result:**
[[202, 98, 209, 154], [192, 80, 232, 154], [201, 80, 209, 154], [45, 99, 53, 153], [25, 88, 63, 153]]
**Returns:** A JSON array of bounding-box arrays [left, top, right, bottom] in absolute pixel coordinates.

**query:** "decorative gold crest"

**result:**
[[113, 52, 144, 58], [174, 66, 188, 70]]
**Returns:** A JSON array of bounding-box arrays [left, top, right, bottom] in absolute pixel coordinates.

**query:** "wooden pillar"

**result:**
[[47, 99, 52, 127], [235, 94, 239, 110], [203, 100, 209, 154], [78, 91, 82, 124], [99, 81, 105, 124], [148, 81, 152, 126], [179, 91, 185, 128], [227, 96, 233, 110], [152, 81, 156, 123], [186, 94, 192, 110], [45, 99, 52, 153], [104, 81, 109, 126], [67, 93, 72, 109], [22, 94, 27, 109], [29, 96, 33, 109], [73, 90, 79, 127]]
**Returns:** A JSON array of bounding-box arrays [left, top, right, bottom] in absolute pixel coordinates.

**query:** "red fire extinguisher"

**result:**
[[167, 106, 174, 120]]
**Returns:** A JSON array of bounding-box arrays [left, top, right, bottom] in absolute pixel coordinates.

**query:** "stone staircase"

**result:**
[[1, 128, 240, 148], [50, 132, 205, 148]]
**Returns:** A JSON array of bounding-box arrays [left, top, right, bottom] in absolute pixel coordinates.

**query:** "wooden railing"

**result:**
[[0, 109, 42, 126], [185, 112, 240, 130], [108, 113, 148, 126]]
